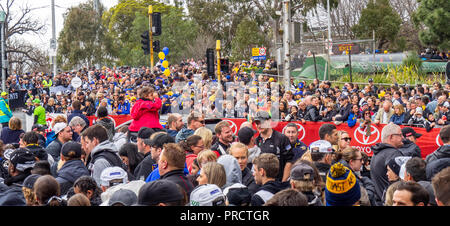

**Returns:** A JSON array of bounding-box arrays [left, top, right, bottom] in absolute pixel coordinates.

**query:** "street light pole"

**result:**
[[282, 0, 291, 88], [0, 11, 5, 92], [50, 0, 57, 77]]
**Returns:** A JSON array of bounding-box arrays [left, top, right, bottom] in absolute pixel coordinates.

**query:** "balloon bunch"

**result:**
[[158, 47, 170, 77]]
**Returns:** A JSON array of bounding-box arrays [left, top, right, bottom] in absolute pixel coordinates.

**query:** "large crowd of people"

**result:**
[[0, 57, 449, 207]]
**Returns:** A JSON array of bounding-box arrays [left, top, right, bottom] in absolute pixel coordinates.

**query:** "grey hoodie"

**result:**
[[217, 155, 242, 189], [88, 140, 120, 186]]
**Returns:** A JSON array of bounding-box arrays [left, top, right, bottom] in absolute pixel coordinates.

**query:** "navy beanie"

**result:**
[[325, 162, 361, 206]]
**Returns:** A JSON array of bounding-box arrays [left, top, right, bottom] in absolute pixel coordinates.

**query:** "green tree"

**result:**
[[413, 0, 450, 50], [231, 17, 267, 61], [57, 0, 113, 70], [352, 0, 402, 50], [103, 0, 197, 66]]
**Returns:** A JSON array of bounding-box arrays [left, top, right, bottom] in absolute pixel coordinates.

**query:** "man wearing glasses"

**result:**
[[175, 112, 204, 143], [370, 122, 404, 204]]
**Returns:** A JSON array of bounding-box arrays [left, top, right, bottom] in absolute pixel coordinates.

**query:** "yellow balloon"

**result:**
[[158, 52, 165, 60], [164, 69, 170, 77], [162, 60, 169, 68]]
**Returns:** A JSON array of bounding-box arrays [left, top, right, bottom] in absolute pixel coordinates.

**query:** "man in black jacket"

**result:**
[[133, 127, 155, 180], [254, 111, 294, 182], [158, 143, 194, 196], [55, 141, 90, 195], [251, 153, 289, 206], [304, 96, 322, 122], [370, 123, 404, 203], [333, 95, 352, 123]]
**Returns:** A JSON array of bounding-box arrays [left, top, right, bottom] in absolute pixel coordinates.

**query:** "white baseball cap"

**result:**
[[309, 140, 334, 153], [53, 122, 68, 134], [190, 184, 226, 206], [100, 166, 128, 187]]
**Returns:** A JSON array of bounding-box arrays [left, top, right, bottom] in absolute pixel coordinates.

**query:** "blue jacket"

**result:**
[[0, 97, 12, 124], [145, 163, 190, 182], [55, 159, 90, 195], [117, 101, 131, 115], [390, 113, 405, 125], [347, 112, 358, 127], [45, 131, 56, 148]]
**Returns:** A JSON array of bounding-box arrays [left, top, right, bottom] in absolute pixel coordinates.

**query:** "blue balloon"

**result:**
[[163, 47, 169, 56], [161, 66, 165, 71], [160, 59, 163, 63]]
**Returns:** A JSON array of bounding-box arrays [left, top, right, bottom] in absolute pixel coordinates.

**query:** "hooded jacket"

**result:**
[[113, 132, 127, 150], [250, 180, 290, 206], [45, 138, 64, 162], [217, 155, 242, 189], [425, 144, 450, 164], [242, 167, 259, 195], [55, 159, 90, 195], [398, 139, 421, 158], [128, 97, 163, 132], [86, 140, 122, 186], [370, 143, 403, 201], [160, 169, 194, 196], [304, 105, 322, 122], [95, 118, 115, 141], [426, 158, 450, 180], [0, 182, 26, 206]]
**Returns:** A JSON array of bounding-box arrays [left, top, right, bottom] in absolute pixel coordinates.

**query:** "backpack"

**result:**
[[91, 150, 135, 181]]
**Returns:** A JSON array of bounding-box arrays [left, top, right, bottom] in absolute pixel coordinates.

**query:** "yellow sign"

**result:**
[[252, 48, 260, 56]]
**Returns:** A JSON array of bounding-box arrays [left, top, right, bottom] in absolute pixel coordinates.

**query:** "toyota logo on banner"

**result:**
[[223, 119, 238, 135], [353, 126, 380, 145], [282, 123, 306, 141], [436, 134, 444, 147]]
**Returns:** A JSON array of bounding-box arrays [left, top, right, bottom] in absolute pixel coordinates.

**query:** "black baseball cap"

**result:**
[[137, 179, 184, 206], [401, 127, 422, 138], [238, 127, 256, 145], [8, 148, 36, 172], [61, 141, 82, 158], [148, 133, 175, 148], [137, 127, 155, 139], [23, 174, 42, 189], [290, 163, 315, 181]]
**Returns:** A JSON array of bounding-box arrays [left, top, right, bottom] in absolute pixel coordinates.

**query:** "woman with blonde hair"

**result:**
[[196, 161, 227, 189], [194, 127, 213, 149], [0, 116, 25, 144]]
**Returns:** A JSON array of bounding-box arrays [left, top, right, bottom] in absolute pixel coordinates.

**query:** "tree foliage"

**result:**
[[413, 0, 450, 50], [57, 0, 113, 70], [102, 0, 198, 66], [231, 17, 267, 61], [352, 0, 402, 50]]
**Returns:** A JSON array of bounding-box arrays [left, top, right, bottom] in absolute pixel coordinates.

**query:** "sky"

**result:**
[[7, 0, 118, 52]]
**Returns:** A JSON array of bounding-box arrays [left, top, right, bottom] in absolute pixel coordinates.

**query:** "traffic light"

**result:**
[[152, 12, 162, 36], [206, 48, 215, 79], [140, 30, 150, 55], [220, 58, 229, 74], [153, 40, 160, 53]]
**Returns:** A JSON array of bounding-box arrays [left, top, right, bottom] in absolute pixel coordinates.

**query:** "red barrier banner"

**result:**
[[87, 115, 133, 128], [47, 114, 441, 158], [222, 118, 443, 158]]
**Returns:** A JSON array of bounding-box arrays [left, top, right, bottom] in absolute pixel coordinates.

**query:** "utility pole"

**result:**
[[0, 11, 5, 92], [326, 0, 332, 80], [50, 0, 57, 78], [148, 5, 154, 69], [282, 0, 291, 88]]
